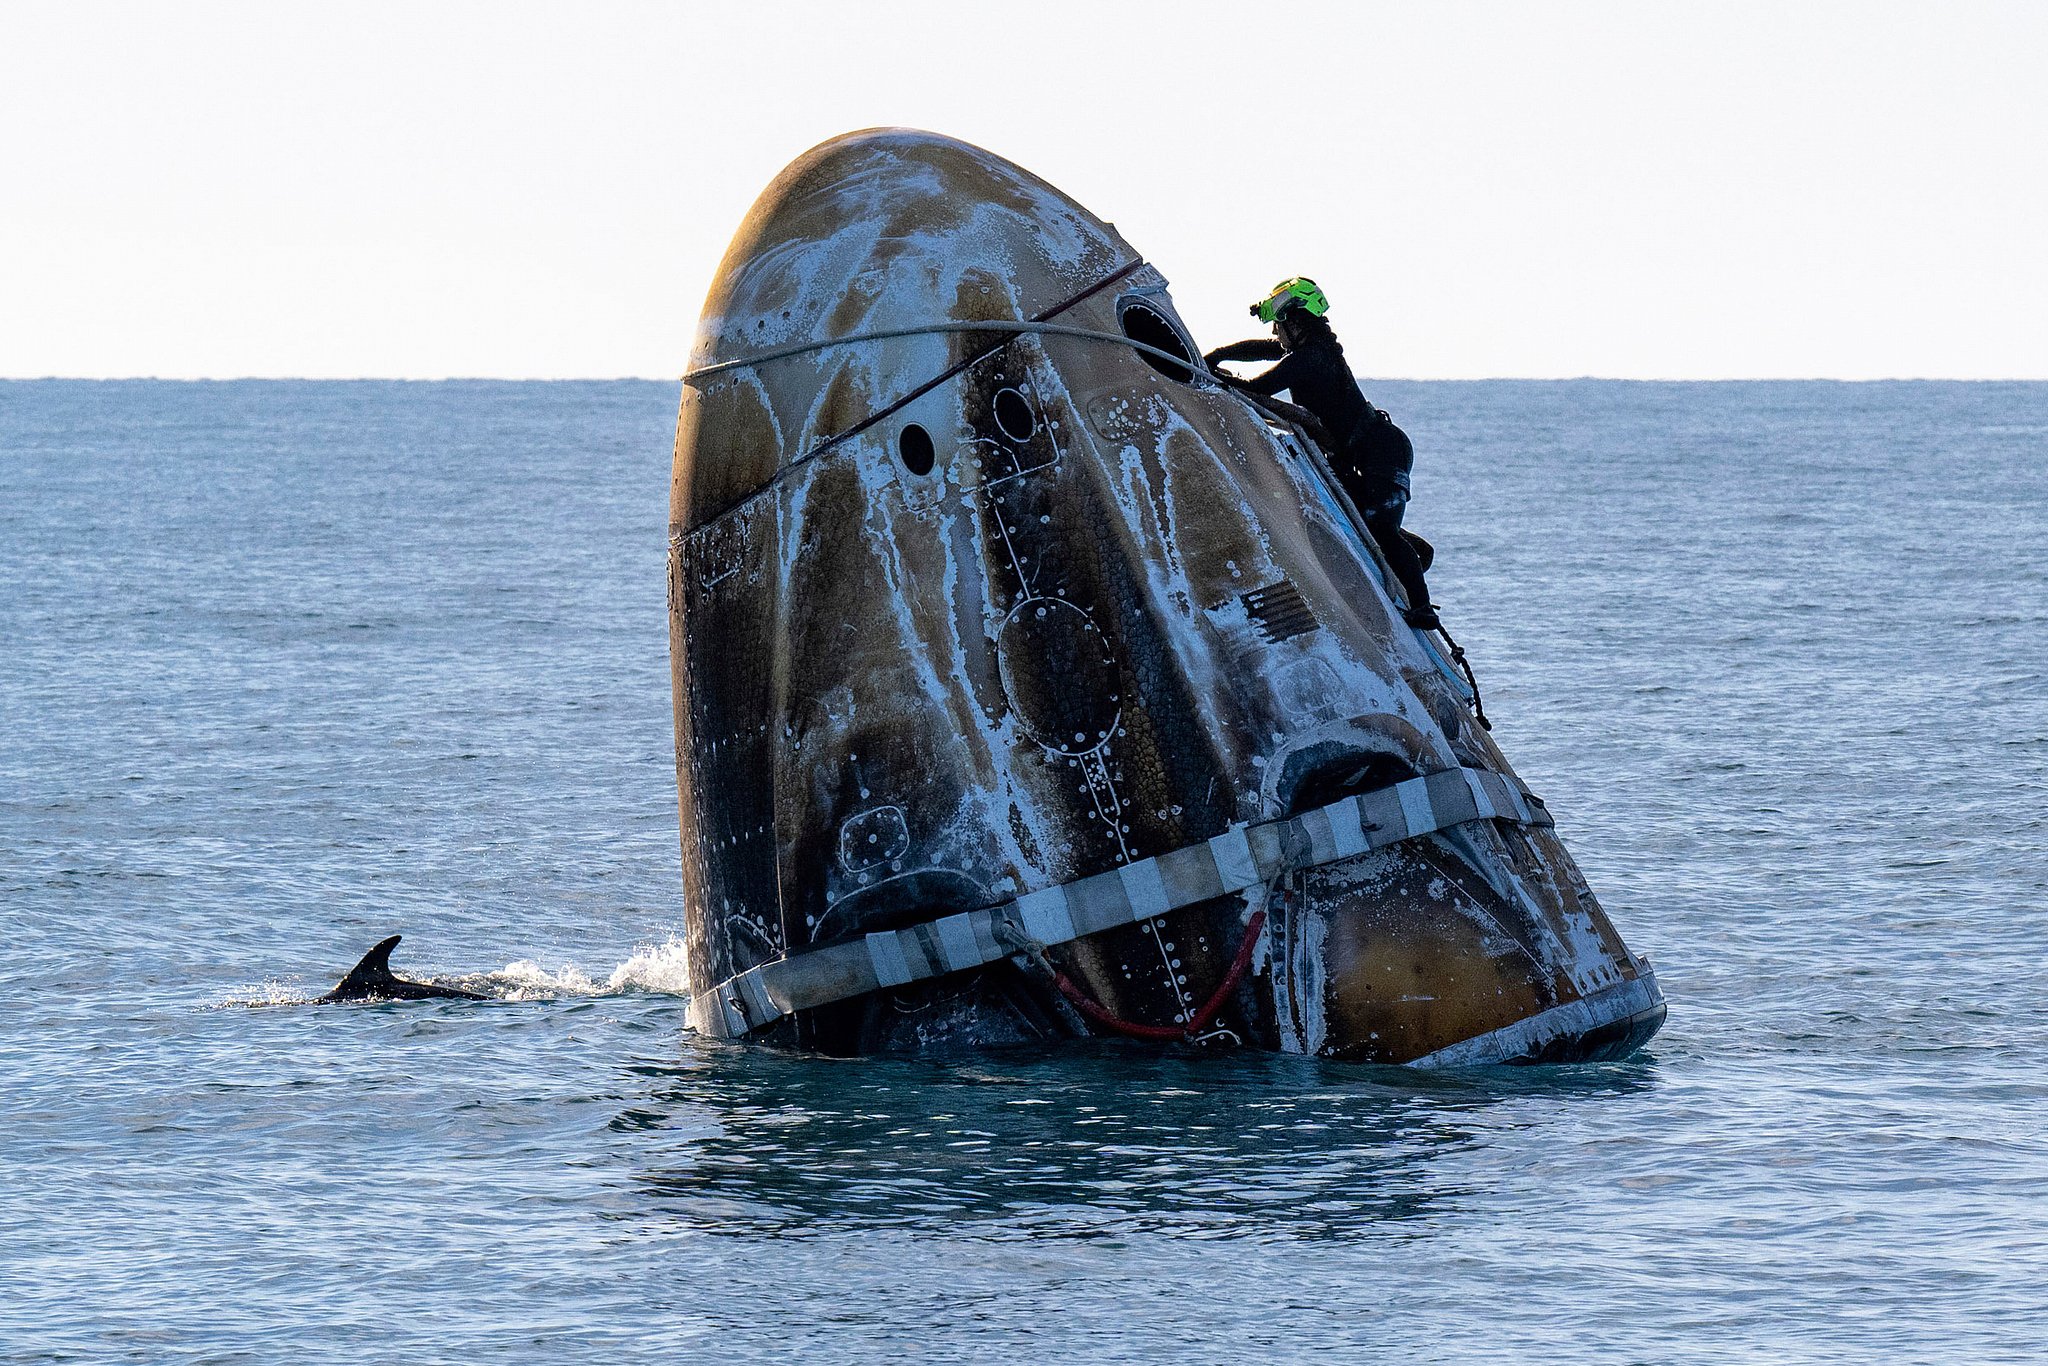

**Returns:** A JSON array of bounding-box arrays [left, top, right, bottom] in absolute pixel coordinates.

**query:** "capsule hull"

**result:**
[[670, 129, 1663, 1062]]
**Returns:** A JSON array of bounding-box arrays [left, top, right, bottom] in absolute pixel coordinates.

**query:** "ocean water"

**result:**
[[2, 378, 2043, 1363]]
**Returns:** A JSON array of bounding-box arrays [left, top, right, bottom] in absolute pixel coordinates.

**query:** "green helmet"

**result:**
[[1252, 277, 1330, 324]]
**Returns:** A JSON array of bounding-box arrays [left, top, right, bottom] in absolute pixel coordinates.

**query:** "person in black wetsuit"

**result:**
[[1205, 277, 1440, 631]]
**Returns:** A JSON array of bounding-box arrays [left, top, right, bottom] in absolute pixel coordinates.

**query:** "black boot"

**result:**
[[1403, 604, 1442, 632]]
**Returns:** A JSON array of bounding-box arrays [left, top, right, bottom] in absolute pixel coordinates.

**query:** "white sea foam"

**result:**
[[220, 978, 318, 1008], [485, 934, 693, 1001]]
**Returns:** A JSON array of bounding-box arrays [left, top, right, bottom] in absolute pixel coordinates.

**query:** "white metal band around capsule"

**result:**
[[685, 764, 1553, 1040]]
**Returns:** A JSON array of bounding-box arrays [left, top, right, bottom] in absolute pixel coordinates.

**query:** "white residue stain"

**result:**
[[1290, 898, 1330, 1056]]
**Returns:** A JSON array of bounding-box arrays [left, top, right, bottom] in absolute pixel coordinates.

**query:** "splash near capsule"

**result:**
[[669, 128, 1665, 1061]]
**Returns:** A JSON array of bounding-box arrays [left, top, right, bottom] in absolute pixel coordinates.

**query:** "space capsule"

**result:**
[[669, 128, 1664, 1062]]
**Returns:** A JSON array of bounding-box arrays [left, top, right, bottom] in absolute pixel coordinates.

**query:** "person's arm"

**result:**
[[1212, 374, 1335, 450], [1242, 351, 1299, 397], [1253, 392, 1332, 448], [1203, 338, 1284, 367]]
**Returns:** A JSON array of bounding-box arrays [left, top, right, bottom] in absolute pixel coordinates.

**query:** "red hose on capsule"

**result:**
[[1051, 907, 1268, 1042]]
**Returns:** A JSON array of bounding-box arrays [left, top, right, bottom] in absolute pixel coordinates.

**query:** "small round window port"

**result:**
[[898, 423, 936, 475], [993, 388, 1037, 444]]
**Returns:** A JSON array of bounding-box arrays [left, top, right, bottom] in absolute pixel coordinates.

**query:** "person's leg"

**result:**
[[1364, 497, 1436, 625]]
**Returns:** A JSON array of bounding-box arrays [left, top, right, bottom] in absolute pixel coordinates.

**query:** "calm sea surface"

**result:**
[[3, 379, 2044, 1362]]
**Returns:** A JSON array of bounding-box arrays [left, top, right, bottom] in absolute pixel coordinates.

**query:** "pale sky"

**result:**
[[4, 0, 2044, 379]]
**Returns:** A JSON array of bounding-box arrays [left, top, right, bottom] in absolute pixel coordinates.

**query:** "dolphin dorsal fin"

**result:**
[[331, 934, 404, 998]]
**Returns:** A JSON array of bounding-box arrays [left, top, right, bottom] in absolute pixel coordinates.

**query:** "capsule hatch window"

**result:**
[[1117, 298, 1199, 384]]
